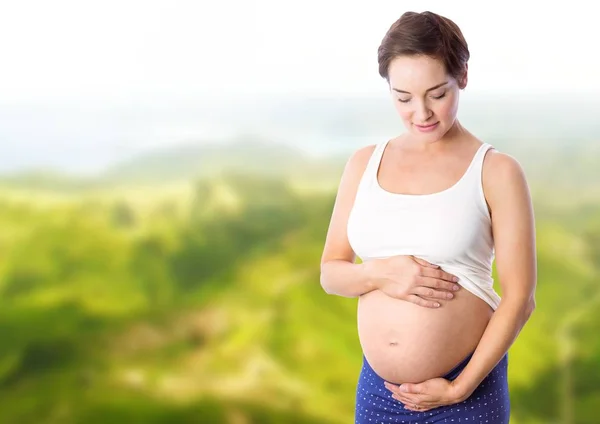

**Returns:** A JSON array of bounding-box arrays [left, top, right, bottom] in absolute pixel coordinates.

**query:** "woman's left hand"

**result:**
[[384, 378, 468, 412]]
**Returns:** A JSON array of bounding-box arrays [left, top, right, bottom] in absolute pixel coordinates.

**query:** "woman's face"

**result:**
[[387, 55, 466, 142]]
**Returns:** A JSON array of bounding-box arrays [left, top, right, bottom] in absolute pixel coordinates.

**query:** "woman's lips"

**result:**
[[414, 122, 439, 132]]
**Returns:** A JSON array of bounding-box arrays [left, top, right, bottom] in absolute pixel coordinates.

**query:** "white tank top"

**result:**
[[347, 139, 501, 311]]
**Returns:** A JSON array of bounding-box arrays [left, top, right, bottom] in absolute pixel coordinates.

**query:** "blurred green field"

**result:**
[[0, 146, 599, 424]]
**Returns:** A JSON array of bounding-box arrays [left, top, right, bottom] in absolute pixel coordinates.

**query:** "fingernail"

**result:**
[[453, 285, 460, 290], [434, 303, 440, 307], [446, 293, 453, 299], [453, 277, 459, 282]]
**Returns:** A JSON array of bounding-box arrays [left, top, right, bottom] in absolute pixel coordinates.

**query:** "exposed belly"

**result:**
[[357, 286, 493, 384]]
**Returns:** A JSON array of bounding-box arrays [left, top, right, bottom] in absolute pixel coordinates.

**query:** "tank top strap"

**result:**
[[364, 139, 391, 183], [462, 142, 495, 217], [466, 143, 495, 182]]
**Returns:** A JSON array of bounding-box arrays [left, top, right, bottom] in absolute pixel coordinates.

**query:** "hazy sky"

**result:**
[[0, 0, 598, 105], [0, 1, 598, 175]]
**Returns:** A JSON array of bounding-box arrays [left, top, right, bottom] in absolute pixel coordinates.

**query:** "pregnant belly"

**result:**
[[357, 287, 493, 384]]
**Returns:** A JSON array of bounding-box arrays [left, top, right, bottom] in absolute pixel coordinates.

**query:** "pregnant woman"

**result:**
[[319, 11, 537, 424]]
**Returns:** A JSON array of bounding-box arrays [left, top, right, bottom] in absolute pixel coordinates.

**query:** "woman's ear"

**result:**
[[459, 64, 468, 89]]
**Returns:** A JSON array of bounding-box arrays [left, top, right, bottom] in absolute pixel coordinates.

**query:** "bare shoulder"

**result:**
[[336, 142, 378, 208], [481, 149, 537, 303], [320, 143, 377, 265], [336, 143, 378, 194], [482, 148, 532, 211], [346, 143, 377, 172], [484, 149, 527, 180]]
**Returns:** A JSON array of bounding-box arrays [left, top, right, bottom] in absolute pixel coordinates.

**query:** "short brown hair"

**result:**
[[377, 11, 470, 83]]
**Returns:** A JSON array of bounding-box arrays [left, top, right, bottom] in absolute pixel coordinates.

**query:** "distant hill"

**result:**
[[101, 136, 346, 184], [2, 92, 600, 178], [0, 169, 103, 192], [0, 137, 348, 191], [1, 130, 599, 195]]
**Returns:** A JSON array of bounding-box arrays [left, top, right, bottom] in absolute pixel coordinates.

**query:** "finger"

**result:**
[[384, 383, 430, 403], [383, 381, 399, 394], [404, 400, 438, 411], [408, 294, 441, 308], [413, 286, 454, 301], [393, 395, 414, 407], [421, 267, 459, 283], [418, 275, 460, 292], [403, 402, 430, 411], [392, 393, 420, 404], [399, 383, 422, 395], [392, 395, 442, 409], [416, 402, 437, 408], [399, 384, 438, 401], [398, 392, 435, 403], [383, 381, 399, 390], [384, 382, 411, 397], [412, 256, 439, 268], [405, 403, 434, 412], [392, 395, 431, 411], [384, 382, 419, 398]]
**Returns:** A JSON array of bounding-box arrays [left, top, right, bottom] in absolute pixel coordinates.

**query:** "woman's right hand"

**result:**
[[369, 255, 461, 308]]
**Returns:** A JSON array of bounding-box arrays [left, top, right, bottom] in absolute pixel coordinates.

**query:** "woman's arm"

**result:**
[[319, 143, 461, 304], [320, 144, 380, 298], [452, 149, 537, 400], [320, 145, 459, 308]]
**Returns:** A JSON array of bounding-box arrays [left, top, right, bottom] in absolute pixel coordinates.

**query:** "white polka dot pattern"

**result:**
[[354, 353, 510, 423]]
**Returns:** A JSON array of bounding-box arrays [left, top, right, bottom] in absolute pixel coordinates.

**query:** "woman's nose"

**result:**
[[414, 102, 433, 123]]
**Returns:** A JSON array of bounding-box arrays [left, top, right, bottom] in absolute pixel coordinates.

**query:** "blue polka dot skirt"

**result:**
[[355, 352, 510, 423]]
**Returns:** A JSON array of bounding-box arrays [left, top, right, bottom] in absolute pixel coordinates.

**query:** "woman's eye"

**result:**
[[398, 93, 446, 103]]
